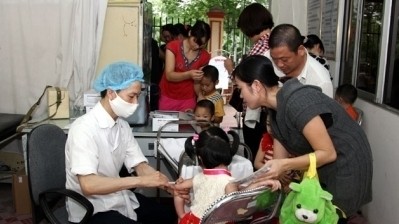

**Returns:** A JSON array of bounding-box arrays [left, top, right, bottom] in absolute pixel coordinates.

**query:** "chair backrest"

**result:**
[[200, 186, 282, 224], [237, 142, 253, 161], [354, 107, 364, 126], [27, 124, 67, 205]]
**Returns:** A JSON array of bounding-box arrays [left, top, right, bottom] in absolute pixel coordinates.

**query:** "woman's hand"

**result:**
[[252, 159, 286, 185], [189, 70, 204, 81], [247, 179, 281, 192]]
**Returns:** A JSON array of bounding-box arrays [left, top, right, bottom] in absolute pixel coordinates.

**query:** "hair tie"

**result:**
[[192, 133, 199, 146], [303, 36, 308, 44], [223, 127, 231, 133]]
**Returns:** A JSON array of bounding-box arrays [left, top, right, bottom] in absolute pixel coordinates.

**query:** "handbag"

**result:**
[[279, 153, 340, 224], [16, 85, 62, 132], [228, 87, 243, 112]]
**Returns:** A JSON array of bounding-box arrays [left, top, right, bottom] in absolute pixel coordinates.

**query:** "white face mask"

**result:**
[[109, 92, 139, 118]]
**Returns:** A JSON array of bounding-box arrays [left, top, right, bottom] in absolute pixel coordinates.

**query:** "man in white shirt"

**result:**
[[267, 24, 333, 98], [65, 62, 176, 223]]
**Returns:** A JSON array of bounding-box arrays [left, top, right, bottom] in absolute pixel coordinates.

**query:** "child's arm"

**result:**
[[173, 178, 193, 219], [174, 194, 187, 219], [254, 143, 266, 170], [213, 116, 223, 124], [194, 81, 203, 99], [213, 98, 225, 124], [225, 182, 239, 194]]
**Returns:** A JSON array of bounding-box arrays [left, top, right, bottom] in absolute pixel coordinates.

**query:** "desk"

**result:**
[[0, 113, 25, 149]]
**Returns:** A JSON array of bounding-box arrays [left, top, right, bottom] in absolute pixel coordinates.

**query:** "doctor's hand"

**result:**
[[139, 171, 170, 188]]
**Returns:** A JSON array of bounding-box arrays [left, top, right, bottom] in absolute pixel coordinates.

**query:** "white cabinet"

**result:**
[[96, 0, 152, 82]]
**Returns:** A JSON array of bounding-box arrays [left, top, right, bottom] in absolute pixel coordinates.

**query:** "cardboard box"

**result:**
[[83, 89, 101, 107], [0, 151, 25, 173], [152, 111, 179, 132], [85, 106, 95, 113], [48, 87, 70, 119], [12, 169, 32, 214]]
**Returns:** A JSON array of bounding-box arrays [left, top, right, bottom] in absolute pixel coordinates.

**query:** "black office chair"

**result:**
[[27, 124, 93, 224]]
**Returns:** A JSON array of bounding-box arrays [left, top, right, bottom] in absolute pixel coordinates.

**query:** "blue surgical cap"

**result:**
[[93, 61, 144, 92]]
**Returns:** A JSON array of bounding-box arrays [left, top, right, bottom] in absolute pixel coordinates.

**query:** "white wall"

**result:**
[[270, 0, 308, 33], [355, 99, 399, 223]]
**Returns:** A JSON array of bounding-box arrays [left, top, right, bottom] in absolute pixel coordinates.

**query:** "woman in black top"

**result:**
[[233, 55, 373, 218]]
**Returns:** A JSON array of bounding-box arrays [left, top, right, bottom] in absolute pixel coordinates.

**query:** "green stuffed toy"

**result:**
[[255, 189, 278, 209], [279, 153, 339, 224]]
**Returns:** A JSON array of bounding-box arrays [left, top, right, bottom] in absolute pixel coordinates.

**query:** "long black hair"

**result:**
[[184, 127, 240, 169], [234, 55, 279, 88], [303, 34, 325, 54], [190, 20, 211, 46]]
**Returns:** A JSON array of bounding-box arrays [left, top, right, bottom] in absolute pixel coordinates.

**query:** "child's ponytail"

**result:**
[[227, 130, 240, 157], [184, 136, 197, 162]]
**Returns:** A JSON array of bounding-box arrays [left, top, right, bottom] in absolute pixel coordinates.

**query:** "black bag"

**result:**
[[229, 88, 244, 112]]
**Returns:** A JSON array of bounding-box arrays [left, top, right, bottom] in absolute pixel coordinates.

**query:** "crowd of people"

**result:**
[[64, 3, 373, 224]]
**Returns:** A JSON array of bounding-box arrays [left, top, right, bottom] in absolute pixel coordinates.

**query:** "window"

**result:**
[[356, 1, 383, 94], [341, 0, 399, 111], [383, 0, 399, 108], [340, 0, 361, 85]]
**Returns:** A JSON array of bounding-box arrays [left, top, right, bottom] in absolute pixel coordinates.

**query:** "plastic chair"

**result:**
[[237, 142, 253, 162], [27, 124, 93, 224], [200, 186, 283, 224]]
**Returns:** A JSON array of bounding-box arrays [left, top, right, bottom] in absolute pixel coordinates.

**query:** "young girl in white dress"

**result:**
[[173, 126, 280, 224]]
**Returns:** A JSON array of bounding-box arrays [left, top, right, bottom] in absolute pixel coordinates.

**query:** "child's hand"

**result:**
[[174, 178, 191, 202], [266, 179, 281, 191], [247, 179, 281, 192], [163, 181, 176, 195]]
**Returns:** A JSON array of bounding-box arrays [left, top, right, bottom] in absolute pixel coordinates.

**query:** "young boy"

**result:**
[[193, 99, 215, 129], [197, 65, 225, 123], [335, 84, 359, 121]]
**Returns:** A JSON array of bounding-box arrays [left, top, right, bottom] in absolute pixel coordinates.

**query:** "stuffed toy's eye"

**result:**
[[296, 204, 301, 209], [313, 209, 319, 214]]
